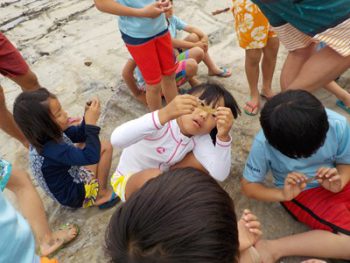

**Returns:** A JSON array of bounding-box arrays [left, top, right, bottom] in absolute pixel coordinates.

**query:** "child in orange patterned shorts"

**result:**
[[234, 0, 280, 116], [214, 0, 279, 116]]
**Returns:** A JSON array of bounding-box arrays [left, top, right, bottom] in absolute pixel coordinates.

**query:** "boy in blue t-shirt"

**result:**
[[242, 90, 350, 262], [94, 0, 178, 111]]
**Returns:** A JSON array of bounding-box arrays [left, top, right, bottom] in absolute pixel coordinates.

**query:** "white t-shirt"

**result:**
[[111, 111, 232, 181]]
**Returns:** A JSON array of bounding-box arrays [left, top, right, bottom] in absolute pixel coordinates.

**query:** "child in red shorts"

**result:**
[[0, 32, 40, 147], [94, 0, 178, 110]]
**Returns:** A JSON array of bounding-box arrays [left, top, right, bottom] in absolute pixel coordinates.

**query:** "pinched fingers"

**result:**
[[286, 172, 307, 185]]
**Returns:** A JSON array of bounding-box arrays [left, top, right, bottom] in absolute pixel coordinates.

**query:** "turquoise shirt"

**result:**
[[116, 0, 167, 38], [0, 191, 39, 263], [251, 0, 350, 36], [167, 15, 187, 39], [243, 109, 350, 189]]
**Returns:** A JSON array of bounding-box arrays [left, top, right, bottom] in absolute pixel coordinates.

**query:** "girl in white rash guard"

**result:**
[[110, 83, 240, 201]]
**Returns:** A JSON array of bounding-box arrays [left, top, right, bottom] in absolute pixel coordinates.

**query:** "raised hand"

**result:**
[[238, 209, 262, 251], [215, 107, 233, 142], [85, 98, 101, 125], [158, 94, 198, 125], [283, 172, 307, 201]]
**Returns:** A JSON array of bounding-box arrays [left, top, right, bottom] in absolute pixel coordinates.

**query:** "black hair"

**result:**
[[106, 168, 239, 263], [13, 88, 62, 153], [189, 82, 241, 143], [260, 90, 329, 159]]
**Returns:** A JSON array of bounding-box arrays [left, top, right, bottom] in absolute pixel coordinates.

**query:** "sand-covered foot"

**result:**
[[40, 223, 79, 257]]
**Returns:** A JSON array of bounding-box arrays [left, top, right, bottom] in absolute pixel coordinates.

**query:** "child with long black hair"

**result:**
[[13, 88, 119, 209], [110, 82, 240, 201]]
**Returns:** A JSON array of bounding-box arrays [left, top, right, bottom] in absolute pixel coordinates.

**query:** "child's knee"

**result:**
[[245, 49, 262, 66], [191, 47, 205, 62], [185, 59, 198, 77], [146, 84, 162, 94]]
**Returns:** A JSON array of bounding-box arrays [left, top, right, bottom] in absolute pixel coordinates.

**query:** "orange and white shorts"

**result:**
[[232, 0, 276, 49]]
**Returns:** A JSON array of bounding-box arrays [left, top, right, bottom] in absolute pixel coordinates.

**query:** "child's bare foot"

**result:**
[[208, 67, 232, 78], [255, 240, 277, 263], [244, 97, 260, 116], [40, 223, 79, 257], [95, 189, 120, 209], [260, 88, 276, 100]]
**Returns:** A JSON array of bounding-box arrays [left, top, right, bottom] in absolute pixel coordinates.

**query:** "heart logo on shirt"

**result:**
[[156, 147, 166, 154]]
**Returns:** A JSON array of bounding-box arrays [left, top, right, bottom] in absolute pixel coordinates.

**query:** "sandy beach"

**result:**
[[1, 0, 350, 262]]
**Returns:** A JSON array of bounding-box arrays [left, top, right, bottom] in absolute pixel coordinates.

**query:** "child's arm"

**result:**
[[241, 172, 307, 202], [315, 165, 350, 193], [44, 99, 102, 166], [192, 107, 233, 181], [94, 0, 171, 18], [122, 59, 147, 106], [111, 94, 199, 149], [171, 25, 208, 51], [64, 120, 87, 143]]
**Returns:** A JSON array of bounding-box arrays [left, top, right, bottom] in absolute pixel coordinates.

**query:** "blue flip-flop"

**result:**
[[98, 192, 120, 210], [336, 100, 350, 115]]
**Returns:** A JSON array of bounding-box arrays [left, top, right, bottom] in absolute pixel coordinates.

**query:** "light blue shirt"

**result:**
[[0, 191, 39, 263], [116, 0, 167, 38], [168, 15, 187, 39], [243, 109, 350, 189]]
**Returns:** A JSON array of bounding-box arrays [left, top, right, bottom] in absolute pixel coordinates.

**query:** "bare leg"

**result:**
[[244, 49, 262, 114], [288, 46, 350, 91], [6, 168, 78, 256], [85, 140, 114, 206], [280, 43, 315, 91], [8, 69, 40, 91], [161, 72, 178, 104], [185, 46, 205, 64], [184, 33, 223, 75], [125, 168, 161, 200], [261, 37, 279, 97], [184, 58, 200, 87], [0, 86, 28, 147], [324, 81, 350, 107], [146, 82, 162, 111], [256, 231, 350, 263]]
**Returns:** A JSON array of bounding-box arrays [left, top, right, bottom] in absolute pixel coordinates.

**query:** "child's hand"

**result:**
[[158, 94, 198, 125], [238, 209, 262, 251], [195, 41, 208, 52], [282, 172, 307, 201], [140, 0, 171, 18], [316, 167, 342, 193], [215, 107, 233, 142], [85, 98, 101, 125]]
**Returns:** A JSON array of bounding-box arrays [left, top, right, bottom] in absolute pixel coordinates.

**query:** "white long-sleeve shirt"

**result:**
[[111, 111, 232, 181]]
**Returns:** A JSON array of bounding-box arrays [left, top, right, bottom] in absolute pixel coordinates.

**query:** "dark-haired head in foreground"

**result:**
[[260, 90, 329, 159], [106, 168, 239, 263]]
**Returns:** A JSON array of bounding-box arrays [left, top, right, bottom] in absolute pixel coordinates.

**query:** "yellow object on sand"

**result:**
[[41, 257, 59, 263]]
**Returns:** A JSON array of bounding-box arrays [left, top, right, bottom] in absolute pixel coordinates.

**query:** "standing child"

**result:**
[[213, 1, 279, 116], [122, 53, 200, 106], [13, 88, 118, 209], [242, 90, 350, 262], [94, 0, 178, 111], [110, 83, 240, 201]]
